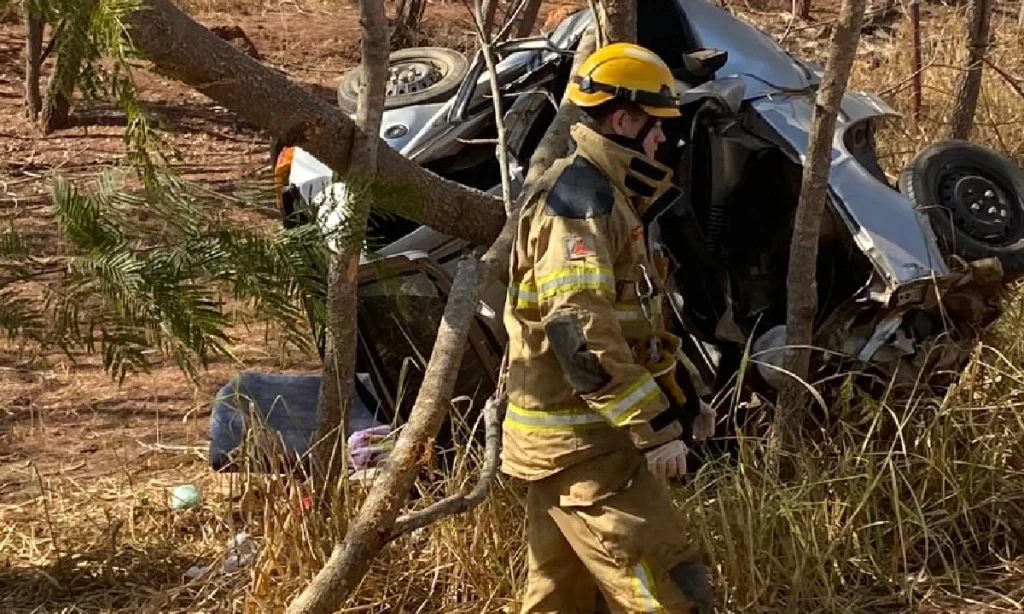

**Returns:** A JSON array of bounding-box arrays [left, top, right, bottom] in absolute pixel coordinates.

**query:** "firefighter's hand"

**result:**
[[645, 439, 688, 480], [692, 399, 716, 442]]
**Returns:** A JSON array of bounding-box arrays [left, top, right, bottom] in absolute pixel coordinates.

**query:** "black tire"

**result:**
[[337, 47, 469, 114], [898, 139, 1024, 280]]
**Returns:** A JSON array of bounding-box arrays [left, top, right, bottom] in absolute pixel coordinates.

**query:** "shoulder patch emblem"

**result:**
[[565, 235, 596, 260]]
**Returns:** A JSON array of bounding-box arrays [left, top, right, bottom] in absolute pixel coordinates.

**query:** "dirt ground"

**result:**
[[0, 0, 971, 507], [0, 3, 577, 609]]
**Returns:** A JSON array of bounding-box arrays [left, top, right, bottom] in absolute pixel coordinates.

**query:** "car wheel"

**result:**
[[337, 47, 469, 114], [898, 139, 1024, 280]]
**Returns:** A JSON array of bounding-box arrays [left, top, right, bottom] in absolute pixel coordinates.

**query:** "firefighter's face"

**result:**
[[608, 108, 665, 159]]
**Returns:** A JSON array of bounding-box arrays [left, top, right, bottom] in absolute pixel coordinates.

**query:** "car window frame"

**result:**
[[355, 252, 504, 422]]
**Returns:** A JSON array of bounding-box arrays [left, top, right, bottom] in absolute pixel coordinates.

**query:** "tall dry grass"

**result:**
[[3, 3, 1024, 613]]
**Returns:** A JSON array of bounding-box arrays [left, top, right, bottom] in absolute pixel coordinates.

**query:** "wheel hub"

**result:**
[[939, 171, 1014, 241], [386, 60, 443, 97]]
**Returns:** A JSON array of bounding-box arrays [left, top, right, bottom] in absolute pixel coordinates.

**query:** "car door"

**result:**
[[354, 251, 506, 456]]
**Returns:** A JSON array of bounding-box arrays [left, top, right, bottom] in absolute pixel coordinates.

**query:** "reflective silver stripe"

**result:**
[[633, 561, 662, 613], [536, 266, 615, 300], [505, 404, 607, 431], [600, 373, 661, 425], [508, 283, 539, 308]]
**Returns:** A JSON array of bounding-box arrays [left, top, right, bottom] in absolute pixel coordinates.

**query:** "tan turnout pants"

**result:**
[[519, 448, 714, 614]]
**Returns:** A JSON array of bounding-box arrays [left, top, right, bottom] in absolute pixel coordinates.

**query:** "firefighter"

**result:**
[[501, 41, 718, 613]]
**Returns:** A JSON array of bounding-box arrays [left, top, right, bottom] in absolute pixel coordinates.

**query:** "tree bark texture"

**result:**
[[388, 392, 506, 538], [522, 26, 597, 189], [949, 0, 992, 140], [24, 5, 44, 121], [596, 0, 637, 44], [121, 0, 505, 247], [285, 255, 492, 614], [796, 0, 812, 20], [312, 0, 390, 494], [776, 0, 867, 445], [480, 0, 500, 38], [41, 22, 84, 134]]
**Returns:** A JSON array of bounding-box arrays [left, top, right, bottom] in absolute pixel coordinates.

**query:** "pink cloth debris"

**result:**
[[347, 424, 394, 471]]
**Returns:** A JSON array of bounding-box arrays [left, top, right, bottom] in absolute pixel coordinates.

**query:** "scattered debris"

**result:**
[[184, 532, 259, 580], [170, 483, 201, 510], [348, 424, 394, 472]]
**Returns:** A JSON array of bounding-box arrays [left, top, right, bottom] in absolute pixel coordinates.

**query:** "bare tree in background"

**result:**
[[796, 0, 811, 20], [515, 0, 544, 37], [310, 0, 391, 495], [774, 0, 868, 454], [23, 3, 44, 121], [949, 0, 993, 140], [391, 0, 426, 47]]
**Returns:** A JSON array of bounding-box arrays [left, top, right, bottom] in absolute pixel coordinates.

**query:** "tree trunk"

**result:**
[[24, 5, 44, 121], [311, 0, 389, 495], [796, 0, 812, 20], [286, 255, 493, 614], [514, 0, 544, 37], [774, 0, 868, 451], [41, 24, 84, 134], [597, 0, 637, 44], [392, 0, 426, 47], [121, 0, 505, 247], [949, 0, 992, 140], [480, 0, 500, 38]]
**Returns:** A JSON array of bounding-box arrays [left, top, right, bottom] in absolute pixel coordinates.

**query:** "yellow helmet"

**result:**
[[566, 42, 681, 118]]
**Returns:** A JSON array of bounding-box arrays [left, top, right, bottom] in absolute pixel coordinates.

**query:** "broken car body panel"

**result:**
[[277, 0, 1018, 404]]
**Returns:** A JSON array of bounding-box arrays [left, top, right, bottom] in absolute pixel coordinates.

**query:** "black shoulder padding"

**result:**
[[545, 157, 615, 219]]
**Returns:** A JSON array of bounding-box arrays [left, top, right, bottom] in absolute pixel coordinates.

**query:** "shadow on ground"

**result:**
[[0, 544, 204, 613]]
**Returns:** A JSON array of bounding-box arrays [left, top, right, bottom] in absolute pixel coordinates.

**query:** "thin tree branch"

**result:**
[[388, 391, 506, 539], [981, 56, 1024, 100], [310, 0, 390, 494], [472, 0, 514, 211], [285, 254, 492, 614], [773, 0, 868, 463]]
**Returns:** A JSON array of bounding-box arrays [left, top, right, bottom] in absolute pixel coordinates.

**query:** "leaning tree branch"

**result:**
[[121, 0, 505, 247], [388, 391, 507, 540], [981, 56, 1024, 100], [285, 254, 492, 614]]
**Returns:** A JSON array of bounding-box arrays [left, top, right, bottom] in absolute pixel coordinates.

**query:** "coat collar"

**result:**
[[569, 122, 675, 215]]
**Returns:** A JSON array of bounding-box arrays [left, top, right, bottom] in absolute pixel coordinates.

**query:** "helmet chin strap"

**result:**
[[607, 115, 659, 155]]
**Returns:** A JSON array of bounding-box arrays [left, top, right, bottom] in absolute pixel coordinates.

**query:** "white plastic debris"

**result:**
[[184, 531, 259, 580]]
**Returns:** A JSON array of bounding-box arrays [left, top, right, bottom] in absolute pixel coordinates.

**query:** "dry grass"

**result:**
[[3, 1, 1024, 613]]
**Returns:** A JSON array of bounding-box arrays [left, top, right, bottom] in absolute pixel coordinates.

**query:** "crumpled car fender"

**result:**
[[748, 92, 950, 299]]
